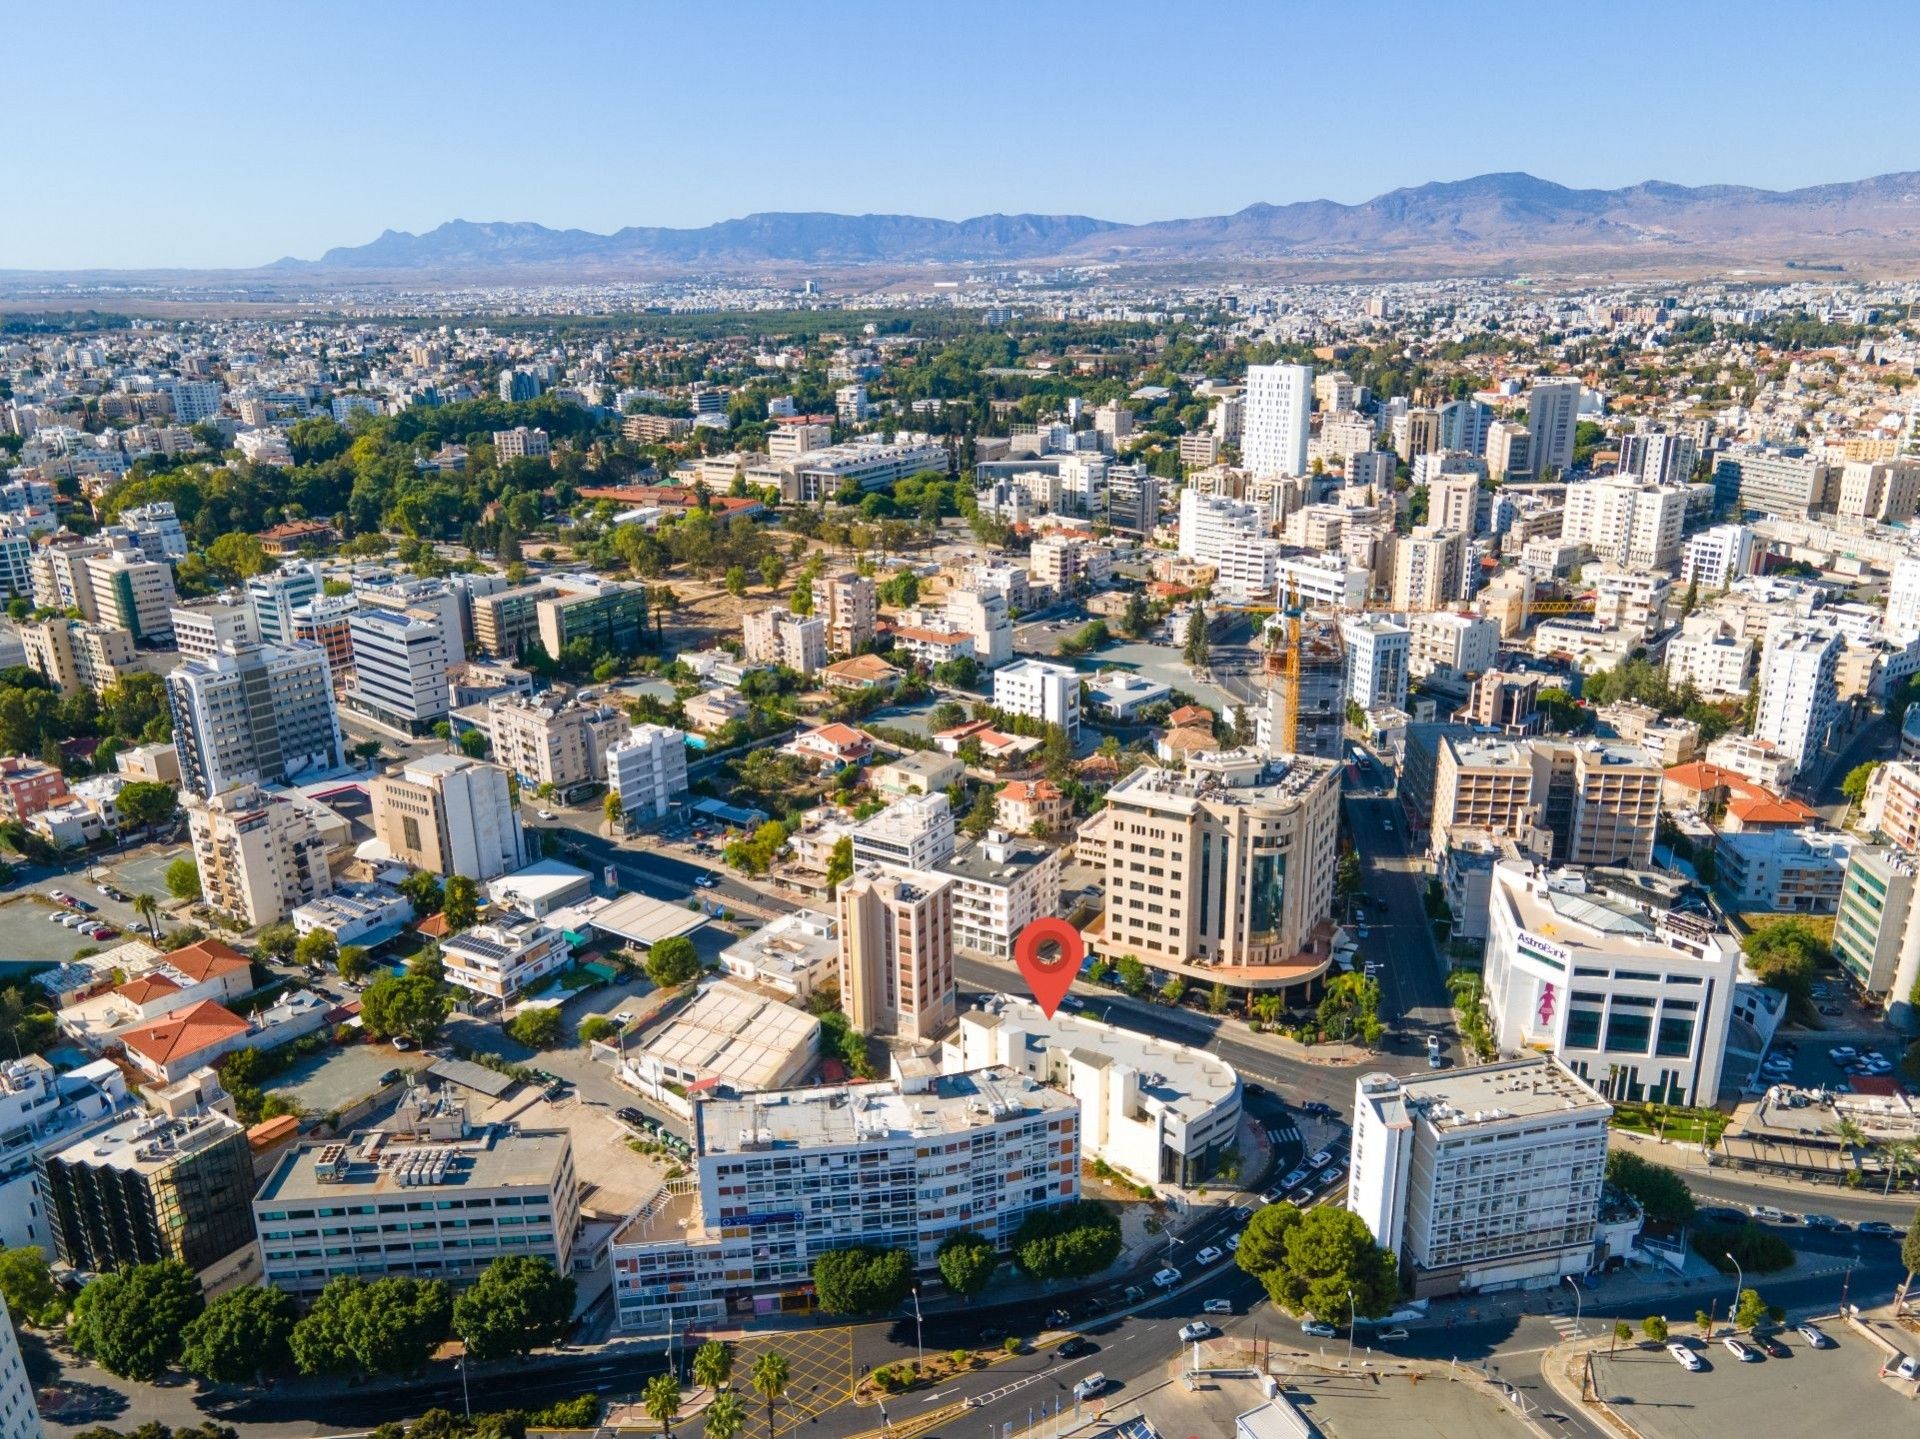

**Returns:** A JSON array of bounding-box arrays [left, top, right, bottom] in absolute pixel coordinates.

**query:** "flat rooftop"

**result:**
[[697, 1065, 1074, 1156], [631, 981, 819, 1090], [1358, 1056, 1610, 1133], [938, 833, 1060, 885], [1494, 861, 1729, 968], [256, 1125, 571, 1203], [960, 995, 1238, 1125], [51, 1109, 245, 1174]]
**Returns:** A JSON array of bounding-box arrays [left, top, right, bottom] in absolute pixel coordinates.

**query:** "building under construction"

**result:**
[[1262, 609, 1347, 760]]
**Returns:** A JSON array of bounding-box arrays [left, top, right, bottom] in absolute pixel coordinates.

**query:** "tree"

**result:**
[[117, 780, 179, 831], [825, 835, 853, 895], [1115, 954, 1149, 997], [1695, 1309, 1713, 1337], [1207, 982, 1231, 1015], [1183, 607, 1210, 670], [644, 1373, 683, 1439], [290, 1275, 453, 1376], [1159, 975, 1187, 1007], [1741, 918, 1829, 1016], [759, 555, 787, 592], [337, 945, 371, 981], [1732, 1287, 1768, 1331], [1241, 1205, 1397, 1322], [693, 1339, 734, 1391], [506, 1006, 567, 1050], [1605, 1149, 1697, 1224], [750, 1351, 791, 1439], [132, 892, 161, 939], [1121, 592, 1148, 638], [705, 1391, 748, 1439], [206, 532, 271, 582], [646, 934, 702, 987], [0, 1244, 67, 1326], [400, 869, 444, 917], [180, 1285, 298, 1384], [1643, 1315, 1669, 1344], [811, 1245, 913, 1315], [452, 1255, 577, 1362], [1611, 1320, 1633, 1354], [725, 567, 749, 599], [1235, 1202, 1301, 1280], [579, 1015, 617, 1043], [360, 971, 452, 1045], [1902, 1206, 1920, 1299], [294, 930, 338, 971], [604, 792, 625, 833], [1842, 761, 1881, 808], [165, 858, 201, 901], [443, 874, 480, 932], [1011, 1202, 1123, 1280], [68, 1259, 205, 1381], [935, 1232, 999, 1298]]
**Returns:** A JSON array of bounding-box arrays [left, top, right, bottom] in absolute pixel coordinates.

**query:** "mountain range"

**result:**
[[269, 170, 1920, 278]]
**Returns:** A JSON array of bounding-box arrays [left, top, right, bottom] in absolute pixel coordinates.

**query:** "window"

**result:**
[[1655, 1015, 1695, 1058], [1605, 1010, 1653, 1054]]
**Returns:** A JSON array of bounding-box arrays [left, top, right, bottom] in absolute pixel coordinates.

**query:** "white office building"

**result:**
[[1484, 861, 1738, 1106], [344, 608, 450, 734], [851, 792, 956, 871], [606, 723, 690, 824], [0, 1292, 38, 1439], [1178, 489, 1265, 565], [1243, 363, 1312, 478], [1348, 1057, 1613, 1298], [1340, 614, 1410, 713], [1752, 622, 1843, 774], [993, 658, 1082, 737], [1680, 524, 1755, 593], [935, 830, 1063, 961], [1526, 380, 1581, 477]]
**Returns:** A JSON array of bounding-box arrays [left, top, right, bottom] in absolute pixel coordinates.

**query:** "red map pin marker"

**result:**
[[1014, 917, 1085, 1018]]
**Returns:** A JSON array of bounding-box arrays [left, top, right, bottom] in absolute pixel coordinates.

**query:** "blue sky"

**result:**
[[9, 0, 1918, 270]]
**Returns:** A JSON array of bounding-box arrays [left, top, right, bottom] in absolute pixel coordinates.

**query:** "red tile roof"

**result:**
[[114, 974, 181, 1005], [119, 1000, 250, 1067], [162, 938, 252, 985]]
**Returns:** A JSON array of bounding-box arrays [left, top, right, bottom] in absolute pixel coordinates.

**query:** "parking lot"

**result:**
[[263, 1041, 427, 1115], [1590, 1329, 1916, 1439], [1285, 1371, 1532, 1439]]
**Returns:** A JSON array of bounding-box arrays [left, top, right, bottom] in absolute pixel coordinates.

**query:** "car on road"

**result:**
[[1829, 1046, 1858, 1063], [1195, 1245, 1223, 1266], [1669, 1342, 1705, 1372], [1203, 1299, 1234, 1315], [1797, 1324, 1833, 1349], [1749, 1204, 1788, 1223], [1280, 1168, 1310, 1189], [1260, 1188, 1286, 1205], [1373, 1328, 1409, 1343], [1857, 1221, 1900, 1238], [1803, 1213, 1848, 1230], [1225, 1233, 1240, 1252], [1301, 1321, 1337, 1340], [616, 1107, 645, 1126], [1071, 1373, 1107, 1401], [1287, 1186, 1316, 1207], [1178, 1322, 1213, 1343], [1697, 1207, 1749, 1226], [1317, 1165, 1345, 1187], [1054, 1337, 1095, 1359], [1152, 1266, 1182, 1289], [1722, 1337, 1761, 1362], [536, 809, 556, 820], [695, 875, 719, 888], [612, 1011, 634, 1026]]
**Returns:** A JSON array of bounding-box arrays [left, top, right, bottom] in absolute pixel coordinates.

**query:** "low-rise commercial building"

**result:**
[[617, 981, 819, 1117], [718, 909, 838, 1000], [441, 916, 573, 1001]]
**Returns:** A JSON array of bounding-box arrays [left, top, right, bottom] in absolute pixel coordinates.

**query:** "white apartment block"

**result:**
[[1349, 1057, 1611, 1298], [943, 586, 1013, 668], [1215, 537, 1284, 600], [170, 599, 260, 662], [1242, 363, 1312, 477], [1587, 566, 1672, 639], [1680, 524, 1755, 592], [1752, 622, 1842, 773], [0, 1055, 133, 1256], [1664, 615, 1755, 698], [742, 607, 826, 676], [606, 723, 690, 824], [0, 1294, 38, 1439], [485, 692, 626, 802], [1485, 861, 1738, 1106], [442, 916, 573, 1000], [1340, 614, 1410, 712], [1559, 476, 1686, 569], [185, 783, 335, 928], [1318, 412, 1376, 465], [1526, 380, 1580, 476], [344, 608, 450, 734], [1275, 553, 1373, 611], [492, 426, 551, 460], [1887, 553, 1920, 642], [993, 658, 1082, 737], [165, 640, 343, 799], [1178, 488, 1265, 565], [935, 830, 1063, 961], [609, 1068, 1079, 1332], [850, 792, 956, 872], [1408, 611, 1498, 680], [253, 1089, 579, 1295]]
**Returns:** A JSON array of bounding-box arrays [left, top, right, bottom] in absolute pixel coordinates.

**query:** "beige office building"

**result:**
[[486, 692, 625, 803], [837, 866, 957, 1041], [371, 754, 526, 880]]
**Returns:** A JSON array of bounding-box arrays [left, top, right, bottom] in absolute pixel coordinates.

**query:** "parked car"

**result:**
[[1301, 1321, 1337, 1340], [1757, 1335, 1790, 1359], [1308, 1149, 1334, 1169], [1669, 1343, 1705, 1372], [379, 1068, 404, 1085], [536, 809, 556, 820], [1317, 1165, 1346, 1187], [1225, 1233, 1241, 1252], [1287, 1187, 1316, 1207], [1829, 1046, 1858, 1063], [1281, 1168, 1309, 1189], [1195, 1245, 1223, 1266], [1202, 1299, 1233, 1315], [1803, 1213, 1843, 1229], [1797, 1324, 1833, 1349], [1749, 1204, 1788, 1222], [695, 875, 719, 888], [1045, 1310, 1071, 1329], [1722, 1337, 1761, 1363], [1892, 1355, 1920, 1380], [1858, 1221, 1900, 1238], [1071, 1374, 1107, 1401], [1178, 1322, 1214, 1343], [1152, 1267, 1182, 1289]]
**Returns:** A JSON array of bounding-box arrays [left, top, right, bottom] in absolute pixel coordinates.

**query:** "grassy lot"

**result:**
[[1610, 1101, 1731, 1146]]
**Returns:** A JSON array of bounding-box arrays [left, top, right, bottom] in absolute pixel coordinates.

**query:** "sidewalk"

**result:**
[[1610, 1127, 1920, 1207]]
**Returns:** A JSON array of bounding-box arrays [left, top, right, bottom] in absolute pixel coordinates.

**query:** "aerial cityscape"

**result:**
[[4, 9, 1920, 1439]]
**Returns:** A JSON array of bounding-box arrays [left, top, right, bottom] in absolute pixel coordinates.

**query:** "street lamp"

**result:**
[[1726, 1252, 1744, 1330], [1563, 1274, 1583, 1338], [457, 1355, 471, 1418], [1345, 1287, 1356, 1367], [911, 1286, 925, 1373]]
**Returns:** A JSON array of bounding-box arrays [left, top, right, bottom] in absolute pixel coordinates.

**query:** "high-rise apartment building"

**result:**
[[185, 782, 335, 927], [166, 642, 344, 798], [1618, 428, 1699, 487], [18, 618, 141, 697], [1485, 421, 1532, 482], [1101, 751, 1339, 984], [492, 426, 551, 461], [1348, 1057, 1611, 1298], [0, 1293, 38, 1439], [1716, 447, 1836, 519], [838, 865, 957, 1041], [1525, 379, 1581, 477], [1242, 363, 1312, 477], [84, 539, 178, 644], [1436, 399, 1493, 456], [810, 571, 876, 653], [39, 1109, 254, 1273], [1753, 622, 1842, 774], [1427, 472, 1483, 536], [1339, 615, 1410, 713], [291, 594, 359, 687], [1178, 488, 1264, 565], [485, 692, 626, 803], [936, 831, 1063, 961], [1680, 524, 1755, 592], [1392, 528, 1467, 612], [246, 561, 323, 647], [371, 754, 526, 880], [170, 598, 260, 662], [606, 723, 690, 824], [1832, 847, 1920, 1028], [741, 607, 826, 675], [1559, 476, 1687, 569], [943, 586, 1014, 668], [343, 608, 450, 734]]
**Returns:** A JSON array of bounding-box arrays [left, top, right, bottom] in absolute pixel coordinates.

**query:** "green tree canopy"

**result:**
[[116, 780, 180, 830], [811, 1245, 913, 1315], [1235, 1205, 1397, 1322], [69, 1259, 205, 1381], [165, 858, 201, 900], [443, 874, 480, 932], [360, 971, 452, 1044], [451, 1256, 577, 1362], [646, 934, 702, 987], [505, 1005, 568, 1050], [181, 1284, 299, 1384], [1011, 1202, 1123, 1280], [290, 1275, 452, 1376], [934, 1231, 999, 1297], [0, 1244, 67, 1326], [1842, 761, 1881, 807], [1605, 1150, 1697, 1224]]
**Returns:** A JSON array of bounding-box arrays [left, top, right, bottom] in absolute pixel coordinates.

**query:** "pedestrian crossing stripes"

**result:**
[[1268, 1125, 1300, 1145], [1547, 1315, 1588, 1340]]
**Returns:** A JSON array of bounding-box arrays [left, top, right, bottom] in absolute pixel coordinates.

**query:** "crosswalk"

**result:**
[[1546, 1315, 1589, 1340], [1267, 1124, 1301, 1146]]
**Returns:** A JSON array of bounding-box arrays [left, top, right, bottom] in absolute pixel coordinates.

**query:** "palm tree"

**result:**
[[1835, 1117, 1868, 1173], [132, 892, 160, 940], [693, 1339, 733, 1391], [704, 1392, 747, 1439], [750, 1351, 790, 1439], [644, 1373, 683, 1439], [1883, 1139, 1919, 1197]]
